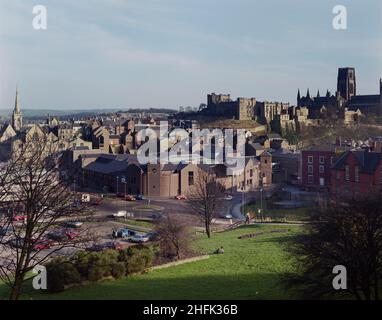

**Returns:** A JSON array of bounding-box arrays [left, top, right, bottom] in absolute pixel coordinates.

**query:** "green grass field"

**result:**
[[0, 224, 301, 300], [243, 203, 313, 222]]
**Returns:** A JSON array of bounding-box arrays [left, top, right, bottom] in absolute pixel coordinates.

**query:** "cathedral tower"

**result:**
[[337, 67, 356, 100]]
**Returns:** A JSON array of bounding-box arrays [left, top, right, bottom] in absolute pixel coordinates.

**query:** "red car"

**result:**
[[90, 198, 102, 205], [175, 195, 187, 200], [33, 240, 53, 251], [13, 215, 27, 222], [64, 230, 79, 240], [125, 195, 136, 201]]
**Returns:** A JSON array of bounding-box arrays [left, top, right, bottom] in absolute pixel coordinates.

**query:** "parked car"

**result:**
[[47, 231, 67, 242], [130, 234, 150, 243], [72, 200, 81, 208], [221, 214, 233, 219], [175, 195, 187, 200], [147, 231, 159, 241], [113, 210, 129, 218], [125, 195, 136, 201], [7, 237, 24, 248], [81, 194, 90, 203], [116, 192, 125, 198], [135, 194, 145, 200], [65, 221, 83, 228], [32, 239, 53, 251], [48, 229, 79, 242], [13, 215, 27, 222], [64, 229, 79, 240], [116, 228, 136, 238], [224, 194, 233, 201], [0, 226, 14, 236], [86, 242, 124, 252], [90, 197, 103, 206]]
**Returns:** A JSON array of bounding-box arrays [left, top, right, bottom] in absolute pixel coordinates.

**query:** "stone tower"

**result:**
[[12, 87, 23, 132], [337, 67, 356, 100]]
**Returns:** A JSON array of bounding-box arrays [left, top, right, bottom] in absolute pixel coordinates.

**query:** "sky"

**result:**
[[0, 0, 381, 110]]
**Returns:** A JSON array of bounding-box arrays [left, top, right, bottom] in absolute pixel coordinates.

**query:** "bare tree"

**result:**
[[285, 193, 382, 300], [187, 169, 224, 238], [0, 136, 94, 300], [155, 214, 194, 261]]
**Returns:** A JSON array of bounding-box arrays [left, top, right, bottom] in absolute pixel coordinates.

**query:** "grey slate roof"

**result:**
[[332, 151, 381, 173]]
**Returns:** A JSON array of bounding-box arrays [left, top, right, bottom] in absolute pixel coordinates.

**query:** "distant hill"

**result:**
[[0, 107, 175, 120], [0, 108, 106, 119]]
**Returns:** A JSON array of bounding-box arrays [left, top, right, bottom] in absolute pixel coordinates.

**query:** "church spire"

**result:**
[[317, 89, 320, 98], [14, 86, 20, 113], [297, 89, 301, 103], [12, 86, 23, 132], [306, 88, 310, 99]]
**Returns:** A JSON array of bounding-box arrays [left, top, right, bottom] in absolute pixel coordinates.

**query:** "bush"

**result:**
[[111, 262, 126, 279], [45, 246, 154, 292], [118, 246, 153, 275], [45, 258, 81, 293]]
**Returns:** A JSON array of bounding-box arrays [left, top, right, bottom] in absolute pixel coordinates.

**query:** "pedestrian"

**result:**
[[245, 212, 251, 224]]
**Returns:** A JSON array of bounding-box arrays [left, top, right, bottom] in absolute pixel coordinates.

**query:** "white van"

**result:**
[[81, 194, 91, 203]]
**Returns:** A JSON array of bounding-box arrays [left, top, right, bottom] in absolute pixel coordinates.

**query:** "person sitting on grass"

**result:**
[[214, 246, 225, 254]]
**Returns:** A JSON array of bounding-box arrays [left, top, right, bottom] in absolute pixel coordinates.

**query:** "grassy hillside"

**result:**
[[0, 224, 301, 300]]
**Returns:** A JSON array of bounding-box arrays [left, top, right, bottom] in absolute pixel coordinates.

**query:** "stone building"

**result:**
[[80, 152, 273, 197], [204, 93, 256, 120]]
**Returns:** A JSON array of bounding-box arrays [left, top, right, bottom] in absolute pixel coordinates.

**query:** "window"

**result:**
[[355, 166, 359, 182], [308, 175, 313, 184], [345, 165, 350, 181], [188, 171, 194, 186], [308, 165, 313, 174], [319, 156, 325, 164], [308, 156, 313, 164], [336, 171, 340, 180], [250, 169, 253, 177], [319, 165, 324, 174]]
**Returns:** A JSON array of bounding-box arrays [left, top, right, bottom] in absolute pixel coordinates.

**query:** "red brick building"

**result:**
[[330, 150, 382, 194], [301, 146, 339, 188]]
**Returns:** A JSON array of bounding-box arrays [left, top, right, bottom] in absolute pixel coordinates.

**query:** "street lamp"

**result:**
[[260, 188, 263, 221], [116, 176, 119, 195]]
